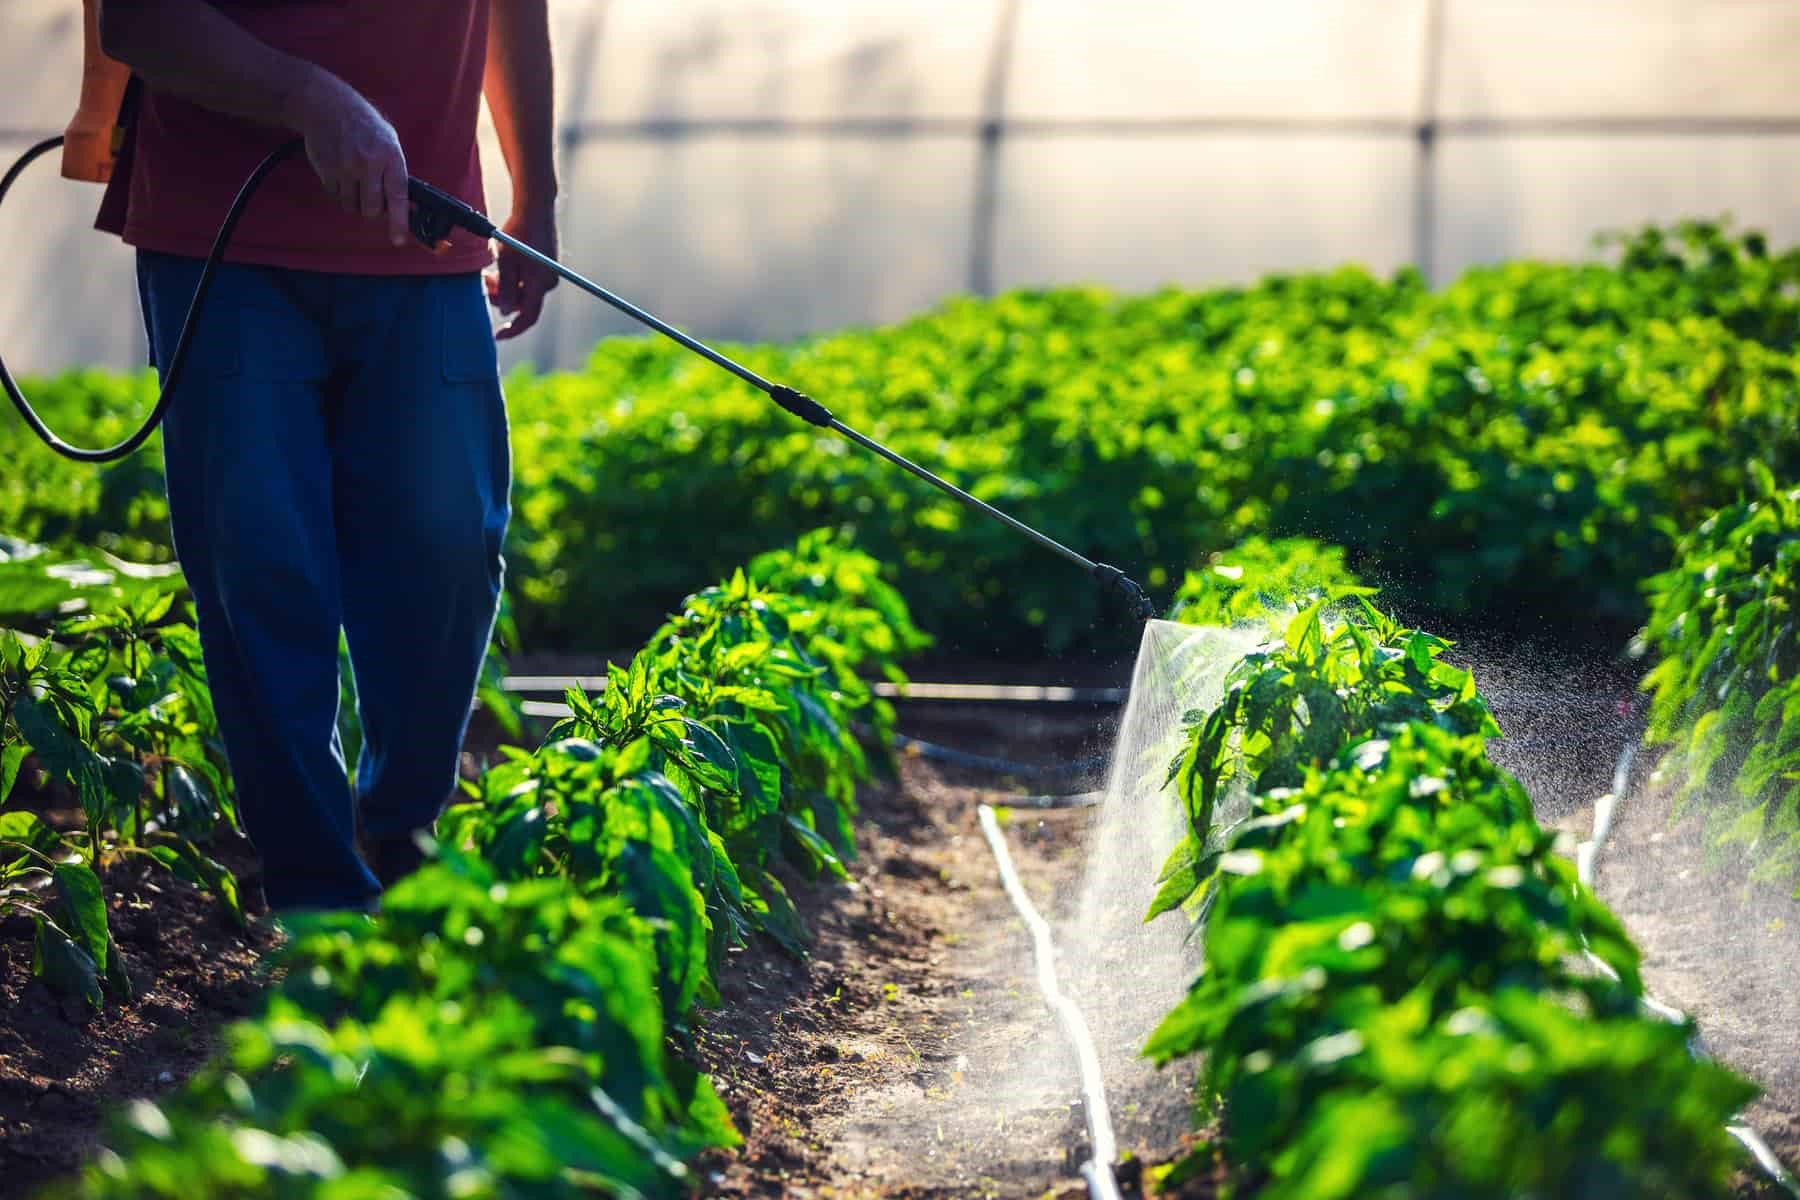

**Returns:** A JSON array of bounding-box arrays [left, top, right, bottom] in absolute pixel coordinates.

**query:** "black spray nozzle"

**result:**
[[407, 177, 496, 247], [770, 384, 833, 427], [1092, 563, 1158, 623]]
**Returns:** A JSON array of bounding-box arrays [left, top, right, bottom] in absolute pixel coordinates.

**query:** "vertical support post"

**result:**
[[539, 0, 610, 371], [1414, 0, 1447, 284], [967, 0, 1022, 297]]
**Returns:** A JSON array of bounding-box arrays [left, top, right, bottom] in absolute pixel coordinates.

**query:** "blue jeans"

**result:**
[[137, 251, 510, 912]]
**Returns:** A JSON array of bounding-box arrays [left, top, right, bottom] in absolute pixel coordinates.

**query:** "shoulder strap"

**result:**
[[93, 75, 143, 233]]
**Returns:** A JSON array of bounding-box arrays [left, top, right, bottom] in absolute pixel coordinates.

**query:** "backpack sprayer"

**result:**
[[2, 6, 1157, 625]]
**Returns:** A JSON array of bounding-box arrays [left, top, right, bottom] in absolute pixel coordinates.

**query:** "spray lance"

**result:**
[[2, 15, 1158, 627]]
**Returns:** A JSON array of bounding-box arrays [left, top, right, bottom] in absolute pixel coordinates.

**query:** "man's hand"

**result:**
[[483, 0, 558, 340], [486, 206, 559, 339], [99, 2, 413, 248], [300, 78, 411, 248]]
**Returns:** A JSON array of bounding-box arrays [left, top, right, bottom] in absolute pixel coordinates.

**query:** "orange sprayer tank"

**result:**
[[62, 0, 132, 183]]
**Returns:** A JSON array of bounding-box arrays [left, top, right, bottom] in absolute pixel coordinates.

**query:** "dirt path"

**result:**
[[8, 663, 1792, 1199], [0, 841, 275, 1197], [700, 667, 1800, 1199], [696, 710, 1213, 1199], [1473, 653, 1800, 1198], [1590, 773, 1800, 1192]]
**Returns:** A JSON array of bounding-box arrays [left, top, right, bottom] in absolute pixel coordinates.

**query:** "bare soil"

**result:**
[[4, 666, 1795, 1199], [694, 706, 1219, 1199], [1589, 768, 1800, 1195], [695, 668, 1800, 1197], [0, 836, 276, 1198], [1476, 652, 1800, 1199]]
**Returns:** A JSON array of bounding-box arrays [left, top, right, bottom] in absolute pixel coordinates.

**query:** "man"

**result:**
[[95, 0, 557, 913]]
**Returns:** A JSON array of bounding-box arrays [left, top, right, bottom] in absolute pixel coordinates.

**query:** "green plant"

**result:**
[[0, 373, 172, 564], [1143, 603, 1755, 1196], [15, 223, 1800, 659], [747, 526, 933, 673], [441, 531, 920, 1011], [69, 531, 920, 1197], [441, 736, 738, 1018], [1168, 536, 1361, 629], [1150, 596, 1497, 923], [79, 853, 733, 1200], [1640, 462, 1800, 891], [1216, 987, 1755, 1200], [1, 543, 241, 1008]]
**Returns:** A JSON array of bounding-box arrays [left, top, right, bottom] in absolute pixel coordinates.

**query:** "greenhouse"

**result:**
[[2, 3, 1798, 1198], [6, 0, 1800, 372]]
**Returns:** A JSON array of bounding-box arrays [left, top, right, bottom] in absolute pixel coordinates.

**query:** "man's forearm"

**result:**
[[484, 0, 558, 211], [99, 0, 415, 238], [98, 0, 348, 133]]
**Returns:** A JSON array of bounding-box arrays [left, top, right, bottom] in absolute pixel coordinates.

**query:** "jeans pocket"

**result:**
[[440, 276, 500, 383]]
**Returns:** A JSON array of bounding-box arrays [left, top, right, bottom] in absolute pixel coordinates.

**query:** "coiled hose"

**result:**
[[0, 135, 302, 462]]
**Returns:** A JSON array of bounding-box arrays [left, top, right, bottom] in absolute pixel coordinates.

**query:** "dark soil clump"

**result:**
[[0, 837, 276, 1197]]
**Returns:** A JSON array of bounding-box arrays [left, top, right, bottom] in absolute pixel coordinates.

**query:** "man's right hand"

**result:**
[[300, 78, 411, 248], [100, 1, 414, 248]]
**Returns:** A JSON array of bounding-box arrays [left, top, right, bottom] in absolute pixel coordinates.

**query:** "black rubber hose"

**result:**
[[893, 733, 1107, 780], [0, 136, 303, 463]]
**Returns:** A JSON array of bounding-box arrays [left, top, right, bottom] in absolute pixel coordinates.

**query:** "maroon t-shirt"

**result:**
[[98, 0, 492, 275]]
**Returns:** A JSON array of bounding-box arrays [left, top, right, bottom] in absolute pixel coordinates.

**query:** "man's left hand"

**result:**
[[487, 206, 559, 340]]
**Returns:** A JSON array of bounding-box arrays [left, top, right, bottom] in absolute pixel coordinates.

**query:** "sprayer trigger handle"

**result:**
[[406, 177, 496, 248]]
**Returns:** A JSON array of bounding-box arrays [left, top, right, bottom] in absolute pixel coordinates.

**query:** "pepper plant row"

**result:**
[[1144, 582, 1757, 1197], [1639, 462, 1800, 894], [0, 536, 521, 1010], [1, 539, 244, 1008], [66, 528, 928, 1199], [9, 222, 1799, 658]]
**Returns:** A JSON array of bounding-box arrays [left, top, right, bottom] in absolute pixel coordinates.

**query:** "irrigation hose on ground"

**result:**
[[892, 734, 1106, 783], [976, 803, 1123, 1200], [1583, 732, 1800, 1198]]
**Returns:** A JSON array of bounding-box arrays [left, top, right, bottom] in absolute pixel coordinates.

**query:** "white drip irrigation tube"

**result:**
[[975, 804, 1122, 1200], [501, 674, 1131, 705], [1580, 736, 1800, 1198]]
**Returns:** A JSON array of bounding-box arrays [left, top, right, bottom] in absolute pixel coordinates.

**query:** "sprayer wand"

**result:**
[[410, 181, 1159, 624], [0, 129, 1159, 625]]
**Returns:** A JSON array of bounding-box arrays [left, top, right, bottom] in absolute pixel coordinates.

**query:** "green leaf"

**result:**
[[164, 762, 212, 821], [52, 861, 112, 976], [681, 718, 738, 779], [1146, 864, 1206, 923], [748, 871, 809, 955], [0, 810, 63, 866], [616, 841, 709, 1014], [490, 805, 549, 877], [138, 591, 177, 626], [33, 917, 103, 1009], [13, 695, 94, 782], [1143, 993, 1208, 1062], [783, 813, 847, 879], [63, 640, 111, 681], [1285, 599, 1326, 660], [0, 634, 22, 674], [1, 742, 27, 806]]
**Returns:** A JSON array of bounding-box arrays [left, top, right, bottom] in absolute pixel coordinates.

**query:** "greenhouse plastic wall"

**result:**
[[4, 0, 1800, 376]]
